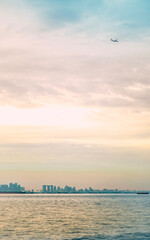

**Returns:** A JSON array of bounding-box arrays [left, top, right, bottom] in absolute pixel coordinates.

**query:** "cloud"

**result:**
[[0, 0, 150, 109], [1, 0, 150, 189]]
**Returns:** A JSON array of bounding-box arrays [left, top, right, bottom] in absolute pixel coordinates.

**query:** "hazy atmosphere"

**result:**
[[1, 0, 150, 190]]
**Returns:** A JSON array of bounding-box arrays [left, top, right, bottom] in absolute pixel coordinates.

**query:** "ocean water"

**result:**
[[0, 194, 150, 240]]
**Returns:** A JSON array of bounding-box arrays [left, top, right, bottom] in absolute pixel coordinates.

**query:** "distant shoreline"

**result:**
[[0, 192, 149, 194]]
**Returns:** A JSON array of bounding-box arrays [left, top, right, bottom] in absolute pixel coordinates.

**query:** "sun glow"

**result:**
[[0, 105, 91, 128]]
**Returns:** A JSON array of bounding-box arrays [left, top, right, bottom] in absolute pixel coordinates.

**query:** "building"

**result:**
[[0, 183, 25, 192], [42, 185, 47, 193]]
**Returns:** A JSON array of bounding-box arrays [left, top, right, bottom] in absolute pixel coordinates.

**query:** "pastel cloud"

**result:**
[[0, 0, 150, 109], [0, 0, 150, 189]]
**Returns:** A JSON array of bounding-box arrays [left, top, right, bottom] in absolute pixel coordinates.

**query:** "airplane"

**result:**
[[111, 38, 119, 42]]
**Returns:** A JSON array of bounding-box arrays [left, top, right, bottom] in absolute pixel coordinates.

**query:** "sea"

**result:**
[[0, 194, 150, 240]]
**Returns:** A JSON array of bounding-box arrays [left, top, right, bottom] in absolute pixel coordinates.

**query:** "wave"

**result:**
[[70, 232, 150, 240]]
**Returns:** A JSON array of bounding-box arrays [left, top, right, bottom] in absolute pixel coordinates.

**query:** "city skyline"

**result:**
[[1, 182, 149, 193], [0, 0, 150, 190]]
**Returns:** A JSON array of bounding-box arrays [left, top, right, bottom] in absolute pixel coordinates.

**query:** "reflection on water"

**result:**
[[0, 194, 150, 240]]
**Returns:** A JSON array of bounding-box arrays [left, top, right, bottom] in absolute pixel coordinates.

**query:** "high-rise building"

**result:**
[[0, 183, 25, 192], [64, 185, 71, 193], [53, 186, 56, 193], [9, 183, 22, 192], [42, 185, 47, 193], [0, 185, 9, 192], [50, 185, 54, 193], [47, 185, 50, 193]]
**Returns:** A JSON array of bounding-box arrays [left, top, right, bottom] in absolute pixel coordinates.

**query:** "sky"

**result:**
[[0, 0, 150, 190]]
